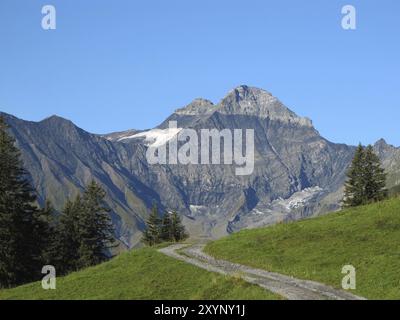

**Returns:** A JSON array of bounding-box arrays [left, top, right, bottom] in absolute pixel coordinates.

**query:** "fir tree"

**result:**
[[54, 182, 115, 274], [35, 200, 59, 266], [0, 116, 43, 287], [343, 144, 387, 207], [343, 144, 366, 207], [363, 145, 387, 202], [57, 196, 82, 274], [170, 211, 188, 242], [160, 211, 173, 242], [77, 181, 115, 269], [142, 204, 161, 246]]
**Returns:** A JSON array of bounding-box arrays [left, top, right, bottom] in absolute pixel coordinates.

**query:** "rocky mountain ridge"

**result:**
[[2, 85, 398, 247]]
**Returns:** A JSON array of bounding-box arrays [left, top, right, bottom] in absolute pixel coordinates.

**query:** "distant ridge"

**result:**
[[1, 86, 399, 247]]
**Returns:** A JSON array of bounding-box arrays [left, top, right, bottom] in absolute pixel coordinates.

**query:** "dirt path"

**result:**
[[158, 244, 366, 300]]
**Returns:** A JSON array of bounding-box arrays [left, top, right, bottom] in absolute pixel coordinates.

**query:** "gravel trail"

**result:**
[[158, 243, 366, 300]]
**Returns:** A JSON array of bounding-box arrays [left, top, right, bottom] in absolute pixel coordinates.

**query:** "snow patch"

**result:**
[[118, 127, 182, 147], [273, 186, 324, 210], [189, 205, 209, 217], [250, 186, 324, 216]]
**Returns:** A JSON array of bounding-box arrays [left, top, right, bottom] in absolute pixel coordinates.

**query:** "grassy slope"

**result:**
[[205, 198, 400, 299], [0, 247, 280, 300]]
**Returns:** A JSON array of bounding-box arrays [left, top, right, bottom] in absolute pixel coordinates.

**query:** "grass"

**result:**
[[205, 198, 400, 300], [0, 247, 280, 300]]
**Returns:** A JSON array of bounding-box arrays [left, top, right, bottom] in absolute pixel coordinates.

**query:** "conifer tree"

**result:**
[[142, 204, 161, 246], [77, 181, 115, 269], [54, 182, 115, 274], [36, 200, 59, 266], [363, 145, 387, 202], [57, 196, 82, 274], [160, 211, 173, 241], [170, 211, 188, 242], [343, 144, 366, 207], [0, 116, 43, 287], [343, 144, 387, 207]]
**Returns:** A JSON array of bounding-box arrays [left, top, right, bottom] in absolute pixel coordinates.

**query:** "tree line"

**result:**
[[343, 144, 388, 207], [0, 116, 115, 288], [142, 205, 188, 246]]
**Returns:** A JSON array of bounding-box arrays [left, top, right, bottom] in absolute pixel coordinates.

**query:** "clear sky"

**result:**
[[0, 0, 399, 146]]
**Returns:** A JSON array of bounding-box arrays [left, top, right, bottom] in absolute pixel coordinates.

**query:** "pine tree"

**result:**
[[343, 144, 366, 207], [363, 145, 387, 202], [76, 181, 115, 269], [170, 211, 188, 242], [142, 208, 189, 245], [160, 211, 173, 241], [142, 204, 161, 246], [54, 182, 115, 274], [343, 144, 388, 208], [35, 200, 58, 266], [57, 196, 82, 274], [0, 116, 43, 287]]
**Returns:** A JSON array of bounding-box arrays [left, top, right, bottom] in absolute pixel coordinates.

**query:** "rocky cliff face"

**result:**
[[373, 139, 400, 188], [2, 85, 395, 247]]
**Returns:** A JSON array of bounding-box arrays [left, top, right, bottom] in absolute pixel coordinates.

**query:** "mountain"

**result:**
[[373, 139, 400, 189], [1, 85, 397, 247]]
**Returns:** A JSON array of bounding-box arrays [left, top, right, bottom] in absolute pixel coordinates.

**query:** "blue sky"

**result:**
[[0, 0, 399, 145]]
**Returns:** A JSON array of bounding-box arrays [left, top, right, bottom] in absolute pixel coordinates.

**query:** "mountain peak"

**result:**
[[172, 86, 313, 127], [190, 98, 214, 106], [224, 85, 273, 102], [374, 138, 394, 153], [375, 138, 388, 147], [39, 115, 85, 135], [41, 114, 71, 123], [220, 86, 313, 127], [175, 98, 215, 116]]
